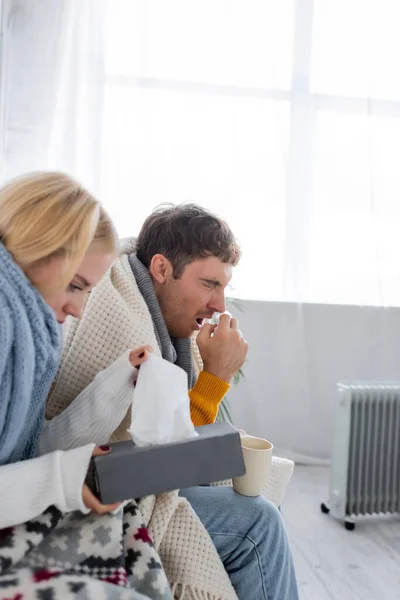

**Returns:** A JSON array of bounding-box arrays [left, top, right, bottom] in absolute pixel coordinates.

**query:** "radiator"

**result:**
[[322, 383, 400, 529]]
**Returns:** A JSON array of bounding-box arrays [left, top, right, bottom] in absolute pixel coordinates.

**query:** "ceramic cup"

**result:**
[[232, 434, 273, 497]]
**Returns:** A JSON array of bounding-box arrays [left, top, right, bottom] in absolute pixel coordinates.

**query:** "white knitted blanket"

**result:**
[[46, 240, 294, 598], [47, 239, 237, 600]]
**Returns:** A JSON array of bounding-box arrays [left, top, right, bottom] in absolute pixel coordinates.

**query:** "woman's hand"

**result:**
[[82, 446, 121, 514], [82, 347, 153, 513], [129, 345, 153, 368]]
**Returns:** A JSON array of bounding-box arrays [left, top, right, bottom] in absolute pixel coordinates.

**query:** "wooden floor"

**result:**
[[282, 466, 400, 600]]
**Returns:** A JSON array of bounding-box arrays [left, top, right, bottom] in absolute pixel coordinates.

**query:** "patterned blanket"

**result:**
[[0, 502, 173, 600]]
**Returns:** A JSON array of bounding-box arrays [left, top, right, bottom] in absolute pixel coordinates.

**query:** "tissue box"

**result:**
[[89, 422, 245, 504]]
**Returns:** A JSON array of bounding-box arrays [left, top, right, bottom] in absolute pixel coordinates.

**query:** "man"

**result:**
[[47, 204, 299, 600], [131, 203, 248, 427]]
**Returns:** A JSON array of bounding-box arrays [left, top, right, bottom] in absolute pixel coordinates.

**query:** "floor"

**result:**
[[283, 466, 400, 600]]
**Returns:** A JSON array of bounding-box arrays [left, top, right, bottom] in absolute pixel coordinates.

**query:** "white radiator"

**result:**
[[322, 383, 400, 530]]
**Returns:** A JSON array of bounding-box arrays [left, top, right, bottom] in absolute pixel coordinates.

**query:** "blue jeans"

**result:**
[[180, 487, 299, 600]]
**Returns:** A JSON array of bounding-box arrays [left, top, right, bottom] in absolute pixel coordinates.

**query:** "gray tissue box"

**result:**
[[90, 422, 245, 504]]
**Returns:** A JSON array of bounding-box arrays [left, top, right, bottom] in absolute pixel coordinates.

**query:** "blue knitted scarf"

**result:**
[[0, 242, 62, 464]]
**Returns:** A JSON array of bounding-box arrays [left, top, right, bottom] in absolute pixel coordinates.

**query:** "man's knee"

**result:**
[[243, 495, 284, 538], [250, 494, 281, 523], [212, 491, 289, 558], [181, 486, 286, 541]]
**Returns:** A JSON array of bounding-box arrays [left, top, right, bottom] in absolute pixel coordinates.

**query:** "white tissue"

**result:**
[[208, 310, 232, 325], [128, 353, 198, 446]]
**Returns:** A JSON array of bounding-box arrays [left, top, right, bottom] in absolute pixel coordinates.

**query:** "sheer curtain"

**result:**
[[0, 0, 105, 194], [100, 0, 400, 306], [2, 0, 400, 306]]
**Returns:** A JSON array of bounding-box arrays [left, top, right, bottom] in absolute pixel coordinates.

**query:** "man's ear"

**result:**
[[149, 254, 173, 284]]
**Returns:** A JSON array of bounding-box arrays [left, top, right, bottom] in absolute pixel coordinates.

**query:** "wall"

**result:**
[[228, 299, 400, 463]]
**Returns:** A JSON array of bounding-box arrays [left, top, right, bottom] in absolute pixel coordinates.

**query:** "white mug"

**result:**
[[233, 435, 273, 497]]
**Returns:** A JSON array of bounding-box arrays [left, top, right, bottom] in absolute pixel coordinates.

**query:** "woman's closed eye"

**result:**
[[68, 282, 84, 293]]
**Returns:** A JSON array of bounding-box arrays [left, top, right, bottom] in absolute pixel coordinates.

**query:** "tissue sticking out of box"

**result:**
[[128, 353, 198, 446]]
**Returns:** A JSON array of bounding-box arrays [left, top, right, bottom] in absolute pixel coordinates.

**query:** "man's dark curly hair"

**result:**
[[136, 203, 241, 278]]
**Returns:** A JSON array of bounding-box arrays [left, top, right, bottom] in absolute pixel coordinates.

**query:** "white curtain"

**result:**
[[2, 0, 400, 307], [100, 0, 400, 307], [0, 0, 104, 194]]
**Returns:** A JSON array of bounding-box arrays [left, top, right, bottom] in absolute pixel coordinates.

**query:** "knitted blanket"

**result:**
[[46, 238, 237, 600], [0, 502, 173, 600]]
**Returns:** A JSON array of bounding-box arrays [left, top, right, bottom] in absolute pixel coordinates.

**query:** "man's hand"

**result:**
[[196, 314, 248, 383]]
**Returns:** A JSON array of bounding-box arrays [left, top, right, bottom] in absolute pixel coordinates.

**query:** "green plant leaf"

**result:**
[[226, 297, 245, 313], [214, 296, 246, 424], [216, 397, 233, 423], [232, 366, 246, 386]]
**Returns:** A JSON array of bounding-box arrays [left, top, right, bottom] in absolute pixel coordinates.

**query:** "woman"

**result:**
[[0, 172, 171, 600]]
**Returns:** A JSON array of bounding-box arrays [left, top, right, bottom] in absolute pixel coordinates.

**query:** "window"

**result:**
[[102, 0, 400, 306]]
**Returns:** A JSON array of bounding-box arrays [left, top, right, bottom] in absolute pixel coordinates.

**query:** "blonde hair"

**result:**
[[0, 171, 118, 291]]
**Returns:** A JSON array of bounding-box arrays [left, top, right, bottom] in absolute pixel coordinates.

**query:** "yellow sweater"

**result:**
[[189, 371, 230, 426]]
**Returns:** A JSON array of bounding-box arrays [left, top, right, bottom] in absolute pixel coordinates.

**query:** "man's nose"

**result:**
[[208, 290, 226, 315]]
